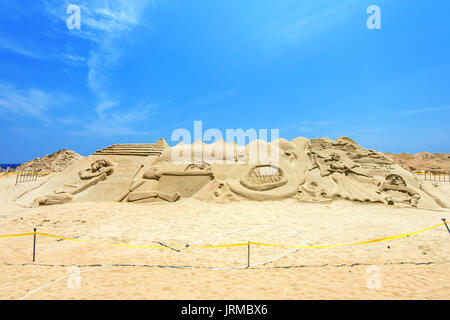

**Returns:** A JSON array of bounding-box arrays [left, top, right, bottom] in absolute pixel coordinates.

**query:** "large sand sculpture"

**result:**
[[16, 137, 449, 209]]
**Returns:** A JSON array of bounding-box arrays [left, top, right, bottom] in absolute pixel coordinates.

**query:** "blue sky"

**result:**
[[0, 0, 449, 162]]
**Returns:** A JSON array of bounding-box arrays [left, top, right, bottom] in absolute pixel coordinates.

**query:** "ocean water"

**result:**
[[0, 164, 22, 170]]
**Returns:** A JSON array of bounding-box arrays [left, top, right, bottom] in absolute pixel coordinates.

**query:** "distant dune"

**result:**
[[17, 149, 84, 173], [385, 152, 450, 172]]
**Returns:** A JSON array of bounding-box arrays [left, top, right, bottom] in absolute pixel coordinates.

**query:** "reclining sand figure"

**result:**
[[377, 174, 421, 207], [79, 159, 114, 180], [31, 159, 115, 207], [54, 159, 115, 195], [31, 193, 74, 207]]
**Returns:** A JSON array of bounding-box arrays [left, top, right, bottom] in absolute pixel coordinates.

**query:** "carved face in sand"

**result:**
[[143, 166, 163, 180], [90, 160, 110, 172], [185, 162, 211, 172], [385, 174, 406, 187], [329, 153, 341, 162]]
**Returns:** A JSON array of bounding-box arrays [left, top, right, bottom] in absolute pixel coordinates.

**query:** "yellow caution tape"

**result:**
[[249, 223, 446, 248], [0, 233, 35, 238], [0, 222, 445, 249]]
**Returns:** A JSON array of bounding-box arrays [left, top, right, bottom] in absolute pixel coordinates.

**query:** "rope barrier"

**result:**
[[0, 222, 445, 249], [35, 232, 249, 249]]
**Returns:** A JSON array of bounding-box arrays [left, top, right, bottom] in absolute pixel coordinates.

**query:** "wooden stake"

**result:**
[[442, 219, 450, 235], [247, 241, 250, 269], [33, 228, 37, 262]]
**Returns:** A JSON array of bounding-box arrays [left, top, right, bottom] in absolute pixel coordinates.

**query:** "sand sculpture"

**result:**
[[30, 159, 116, 207], [19, 137, 448, 209], [18, 149, 84, 173]]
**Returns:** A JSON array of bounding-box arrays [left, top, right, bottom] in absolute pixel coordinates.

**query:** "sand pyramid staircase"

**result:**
[[94, 139, 169, 156]]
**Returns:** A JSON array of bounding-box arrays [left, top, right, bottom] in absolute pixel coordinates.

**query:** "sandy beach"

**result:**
[[1, 174, 449, 300]]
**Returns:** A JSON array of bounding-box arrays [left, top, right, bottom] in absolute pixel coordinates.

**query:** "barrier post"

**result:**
[[442, 219, 450, 235], [33, 228, 37, 262], [247, 241, 250, 269]]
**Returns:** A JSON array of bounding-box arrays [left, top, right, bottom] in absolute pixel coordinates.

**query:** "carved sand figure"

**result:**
[[301, 140, 389, 203], [79, 159, 114, 180], [31, 159, 115, 207], [377, 174, 421, 207], [31, 193, 74, 207], [125, 164, 182, 203], [309, 151, 371, 178], [184, 162, 211, 172], [199, 179, 239, 203]]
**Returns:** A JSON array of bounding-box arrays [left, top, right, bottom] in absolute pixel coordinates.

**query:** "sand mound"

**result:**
[[385, 152, 450, 172], [17, 149, 84, 173]]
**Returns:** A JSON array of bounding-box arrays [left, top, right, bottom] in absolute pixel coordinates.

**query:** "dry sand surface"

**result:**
[[1, 175, 449, 300]]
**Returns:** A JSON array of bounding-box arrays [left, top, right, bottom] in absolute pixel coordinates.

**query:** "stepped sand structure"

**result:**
[[16, 136, 449, 209]]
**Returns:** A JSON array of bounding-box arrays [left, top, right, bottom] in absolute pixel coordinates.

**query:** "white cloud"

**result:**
[[0, 82, 58, 121], [95, 100, 119, 116], [61, 53, 86, 65], [254, 0, 358, 49], [71, 102, 158, 136], [0, 34, 43, 60]]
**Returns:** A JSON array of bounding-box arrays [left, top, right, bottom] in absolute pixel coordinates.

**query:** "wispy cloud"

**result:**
[[71, 102, 158, 136], [394, 106, 450, 116], [61, 53, 86, 65], [45, 0, 154, 95], [0, 34, 43, 59], [0, 31, 88, 67], [254, 0, 358, 49], [43, 0, 158, 135], [0, 82, 62, 121]]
